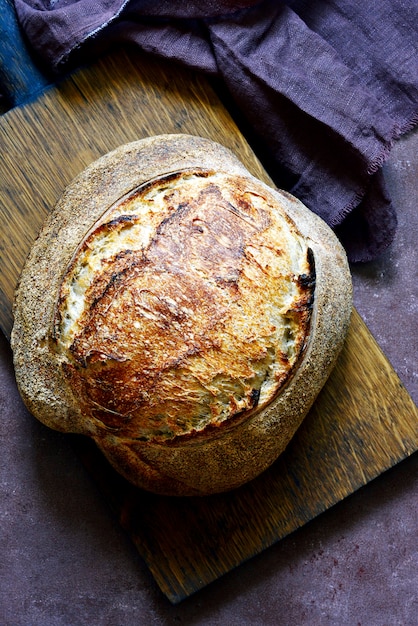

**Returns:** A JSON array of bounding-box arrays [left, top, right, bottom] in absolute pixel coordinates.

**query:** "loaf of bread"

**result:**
[[11, 134, 352, 496]]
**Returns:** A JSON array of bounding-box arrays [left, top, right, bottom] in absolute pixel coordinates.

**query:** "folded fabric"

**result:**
[[13, 0, 418, 262]]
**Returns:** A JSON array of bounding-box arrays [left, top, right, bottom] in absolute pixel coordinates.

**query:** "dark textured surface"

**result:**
[[350, 132, 418, 406], [1, 130, 417, 624]]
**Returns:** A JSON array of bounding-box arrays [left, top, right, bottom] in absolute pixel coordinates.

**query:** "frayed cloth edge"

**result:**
[[52, 0, 132, 69]]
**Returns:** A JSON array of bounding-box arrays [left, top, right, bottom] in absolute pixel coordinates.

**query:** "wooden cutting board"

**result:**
[[1, 49, 417, 603]]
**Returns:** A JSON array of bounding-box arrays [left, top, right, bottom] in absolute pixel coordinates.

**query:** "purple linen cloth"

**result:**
[[13, 0, 418, 262]]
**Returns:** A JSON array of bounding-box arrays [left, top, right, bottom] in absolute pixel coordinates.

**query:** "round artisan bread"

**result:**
[[11, 134, 352, 496]]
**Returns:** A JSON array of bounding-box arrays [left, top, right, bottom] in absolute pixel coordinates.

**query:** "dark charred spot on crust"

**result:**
[[106, 214, 137, 228], [296, 247, 316, 310], [297, 272, 315, 290], [287, 247, 316, 364], [250, 387, 261, 408]]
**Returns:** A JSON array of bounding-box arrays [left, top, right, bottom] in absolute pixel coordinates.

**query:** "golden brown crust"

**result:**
[[11, 134, 352, 496], [54, 169, 314, 443]]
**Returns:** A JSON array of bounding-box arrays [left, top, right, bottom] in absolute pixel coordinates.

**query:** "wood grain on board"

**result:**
[[1, 49, 417, 603]]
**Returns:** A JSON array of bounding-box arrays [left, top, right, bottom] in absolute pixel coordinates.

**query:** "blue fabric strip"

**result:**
[[0, 0, 50, 111]]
